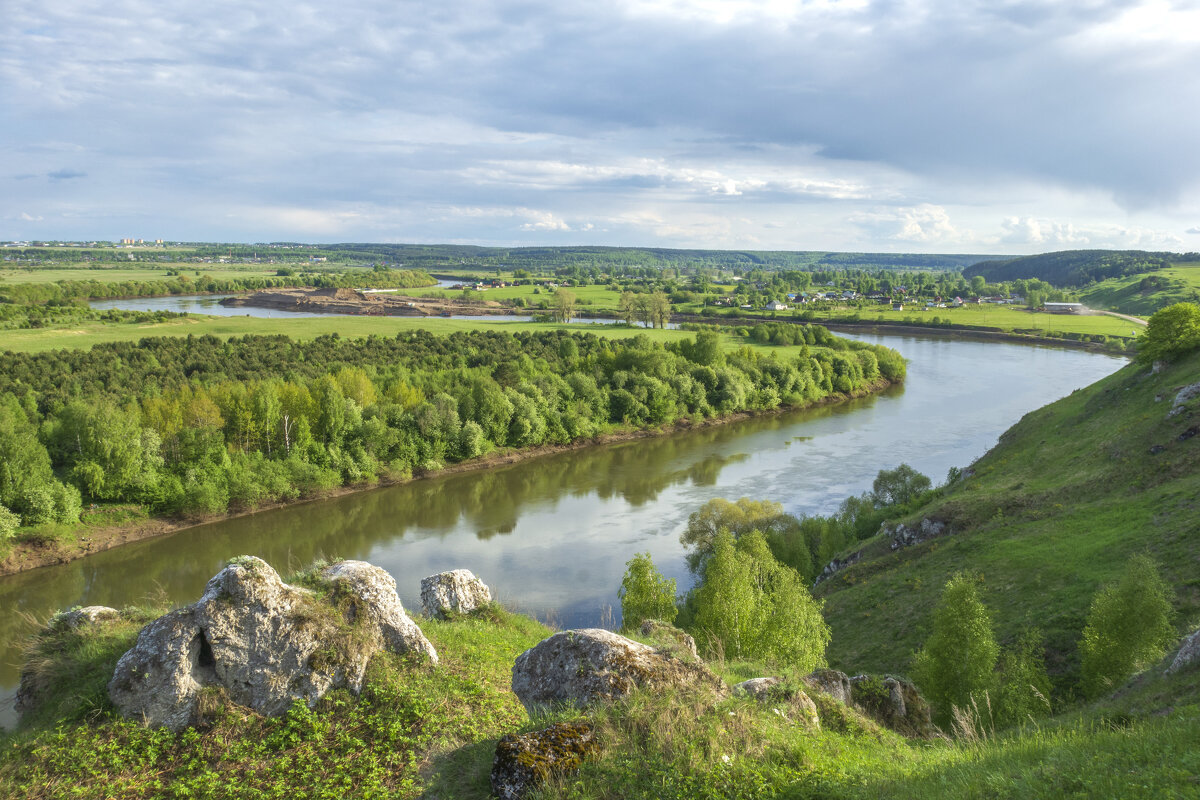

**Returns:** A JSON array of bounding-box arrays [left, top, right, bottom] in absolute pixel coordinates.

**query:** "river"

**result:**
[[0, 330, 1125, 728]]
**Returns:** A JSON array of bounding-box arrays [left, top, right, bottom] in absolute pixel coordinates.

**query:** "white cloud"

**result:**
[[849, 204, 961, 244], [1187, 226, 1200, 235]]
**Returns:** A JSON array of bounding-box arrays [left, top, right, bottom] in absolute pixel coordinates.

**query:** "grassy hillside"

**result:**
[[817, 346, 1200, 694], [963, 249, 1177, 287], [1078, 261, 1200, 315]]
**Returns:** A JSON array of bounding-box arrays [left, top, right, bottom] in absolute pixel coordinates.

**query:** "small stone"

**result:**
[[420, 569, 492, 619], [1166, 627, 1200, 675], [491, 721, 598, 800]]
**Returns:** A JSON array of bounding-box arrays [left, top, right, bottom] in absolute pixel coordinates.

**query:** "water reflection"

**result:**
[[0, 333, 1125, 728]]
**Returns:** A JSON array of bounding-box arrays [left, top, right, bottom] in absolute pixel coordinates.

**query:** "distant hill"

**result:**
[[324, 244, 1001, 273], [963, 249, 1177, 287]]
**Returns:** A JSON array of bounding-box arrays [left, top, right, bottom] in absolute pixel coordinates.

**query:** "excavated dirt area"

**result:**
[[220, 287, 520, 317]]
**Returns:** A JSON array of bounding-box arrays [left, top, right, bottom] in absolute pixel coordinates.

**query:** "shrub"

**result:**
[[995, 629, 1052, 726], [618, 552, 678, 631], [912, 573, 999, 723], [0, 503, 19, 543], [1079, 555, 1175, 697], [686, 530, 829, 669], [1137, 302, 1200, 363]]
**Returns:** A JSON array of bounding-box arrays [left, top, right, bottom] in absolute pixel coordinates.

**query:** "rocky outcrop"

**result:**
[[511, 628, 726, 714], [1166, 627, 1200, 675], [491, 721, 599, 800], [733, 677, 819, 729], [107, 557, 436, 731], [639, 619, 699, 661], [16, 606, 124, 717], [884, 518, 950, 551], [420, 569, 492, 619], [812, 551, 862, 588], [848, 674, 936, 738], [803, 668, 853, 706], [1169, 381, 1200, 417]]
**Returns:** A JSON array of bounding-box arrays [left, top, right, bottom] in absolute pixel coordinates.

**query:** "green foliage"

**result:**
[[995, 629, 1053, 726], [618, 552, 678, 631], [1136, 302, 1200, 363], [685, 530, 829, 668], [679, 497, 789, 574], [1080, 555, 1175, 698], [912, 573, 999, 722], [871, 463, 932, 506], [0, 503, 19, 544]]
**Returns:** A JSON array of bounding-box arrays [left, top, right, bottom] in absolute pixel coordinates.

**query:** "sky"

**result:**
[[3, 0, 1200, 253]]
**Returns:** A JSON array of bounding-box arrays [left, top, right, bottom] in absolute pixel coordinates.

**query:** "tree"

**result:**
[[871, 463, 932, 507], [680, 497, 788, 573], [995, 629, 1052, 726], [618, 552, 677, 631], [1079, 555, 1174, 697], [1137, 302, 1200, 364], [687, 530, 829, 668], [912, 573, 999, 722], [552, 288, 577, 323]]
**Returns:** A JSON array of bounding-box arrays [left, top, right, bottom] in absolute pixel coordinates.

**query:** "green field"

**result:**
[[0, 265, 286, 285], [0, 314, 702, 354], [793, 303, 1142, 338]]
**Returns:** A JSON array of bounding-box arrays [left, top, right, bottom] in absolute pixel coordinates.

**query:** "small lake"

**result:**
[[0, 331, 1125, 729]]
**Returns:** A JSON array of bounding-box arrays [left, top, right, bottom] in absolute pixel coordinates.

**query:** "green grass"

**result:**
[[791, 304, 1141, 338], [0, 315, 704, 354], [1079, 262, 1200, 315], [815, 346, 1200, 697], [5, 597, 1198, 799], [0, 266, 283, 285]]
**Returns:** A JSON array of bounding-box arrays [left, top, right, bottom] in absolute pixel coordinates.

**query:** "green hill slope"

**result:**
[[817, 346, 1200, 692], [1078, 262, 1200, 315], [963, 249, 1175, 287]]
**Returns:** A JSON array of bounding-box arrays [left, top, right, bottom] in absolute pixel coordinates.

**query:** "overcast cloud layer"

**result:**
[[3, 0, 1199, 252]]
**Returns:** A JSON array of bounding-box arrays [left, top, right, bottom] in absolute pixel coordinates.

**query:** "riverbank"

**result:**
[[0, 377, 893, 579]]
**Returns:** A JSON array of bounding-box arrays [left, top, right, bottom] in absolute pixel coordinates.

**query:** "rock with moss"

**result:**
[[491, 721, 599, 800], [1166, 626, 1200, 675], [108, 556, 436, 731], [639, 619, 699, 661], [15, 606, 123, 717], [803, 668, 853, 705], [848, 674, 937, 738], [733, 677, 820, 729], [419, 568, 492, 619], [511, 628, 727, 714]]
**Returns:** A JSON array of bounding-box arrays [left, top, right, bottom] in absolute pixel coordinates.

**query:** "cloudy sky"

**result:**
[[3, 0, 1199, 252]]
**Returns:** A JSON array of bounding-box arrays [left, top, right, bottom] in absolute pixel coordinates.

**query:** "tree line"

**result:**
[[0, 328, 903, 542]]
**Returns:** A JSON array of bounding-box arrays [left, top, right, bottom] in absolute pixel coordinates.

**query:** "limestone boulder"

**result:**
[[511, 628, 726, 714], [108, 556, 436, 731], [733, 676, 784, 700], [16, 606, 123, 718], [1169, 380, 1200, 417], [420, 568, 492, 619], [849, 674, 936, 738], [491, 721, 598, 800], [638, 619, 699, 661], [803, 668, 853, 705], [1166, 627, 1200, 675], [733, 677, 820, 729]]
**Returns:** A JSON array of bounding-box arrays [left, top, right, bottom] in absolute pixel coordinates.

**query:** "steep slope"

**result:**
[[964, 249, 1174, 287], [817, 347, 1200, 689]]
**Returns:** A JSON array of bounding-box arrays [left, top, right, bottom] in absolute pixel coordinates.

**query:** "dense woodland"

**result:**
[[0, 328, 902, 536], [963, 249, 1197, 287]]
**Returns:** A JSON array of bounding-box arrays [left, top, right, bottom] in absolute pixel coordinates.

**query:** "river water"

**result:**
[[0, 326, 1125, 728]]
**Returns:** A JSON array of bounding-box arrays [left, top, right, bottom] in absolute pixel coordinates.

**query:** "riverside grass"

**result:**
[[2, 598, 1198, 799]]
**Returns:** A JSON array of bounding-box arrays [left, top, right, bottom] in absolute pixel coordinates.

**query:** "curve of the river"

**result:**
[[0, 331, 1126, 728]]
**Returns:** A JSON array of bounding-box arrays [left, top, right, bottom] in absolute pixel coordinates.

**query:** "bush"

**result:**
[[1137, 302, 1200, 363], [617, 552, 678, 631], [912, 573, 999, 723], [1079, 555, 1175, 697], [685, 530, 829, 668], [995, 629, 1052, 726], [0, 503, 19, 543]]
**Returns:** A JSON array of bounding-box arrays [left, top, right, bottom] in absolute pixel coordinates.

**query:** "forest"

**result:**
[[0, 327, 903, 540]]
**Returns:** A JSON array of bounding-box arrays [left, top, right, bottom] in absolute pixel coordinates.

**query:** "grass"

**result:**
[[1078, 262, 1200, 315], [4, 594, 1198, 799], [815, 345, 1200, 698], [787, 303, 1141, 338], [0, 266, 283, 285]]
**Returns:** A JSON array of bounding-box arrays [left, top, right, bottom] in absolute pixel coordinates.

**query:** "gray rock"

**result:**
[[420, 568, 492, 619], [733, 676, 783, 699], [1169, 380, 1200, 417], [511, 628, 726, 714], [886, 518, 949, 551], [1166, 627, 1200, 675], [16, 606, 123, 717], [848, 674, 936, 738], [108, 556, 436, 731], [803, 668, 853, 705], [491, 721, 598, 800], [812, 551, 862, 588], [639, 619, 699, 661]]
